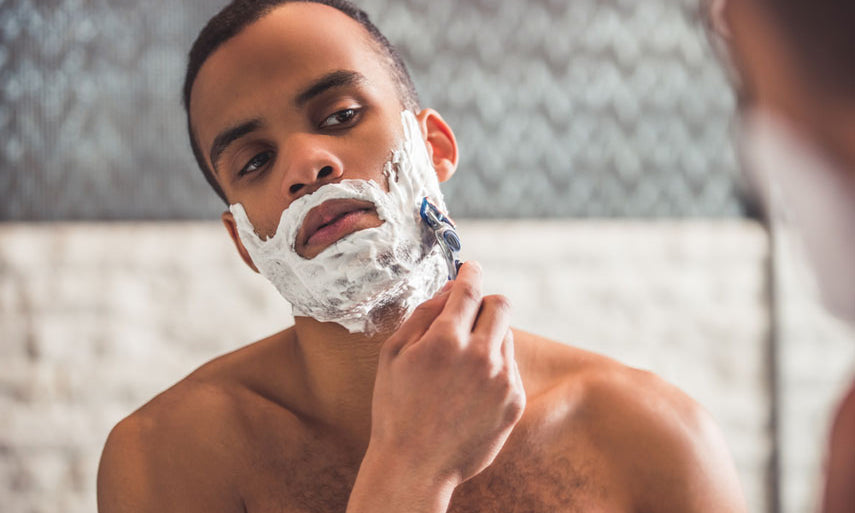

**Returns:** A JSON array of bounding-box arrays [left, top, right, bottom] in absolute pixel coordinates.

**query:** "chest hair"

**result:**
[[248, 436, 609, 513]]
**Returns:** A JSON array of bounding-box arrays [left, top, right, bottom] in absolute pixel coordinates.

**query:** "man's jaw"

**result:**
[[296, 198, 383, 259]]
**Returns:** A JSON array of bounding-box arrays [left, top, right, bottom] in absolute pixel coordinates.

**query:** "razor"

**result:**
[[420, 197, 463, 280]]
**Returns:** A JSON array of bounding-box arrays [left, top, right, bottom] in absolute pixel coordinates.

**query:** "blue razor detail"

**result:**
[[420, 197, 463, 280]]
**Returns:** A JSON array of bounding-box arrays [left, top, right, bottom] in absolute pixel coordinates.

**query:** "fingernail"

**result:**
[[439, 280, 454, 294]]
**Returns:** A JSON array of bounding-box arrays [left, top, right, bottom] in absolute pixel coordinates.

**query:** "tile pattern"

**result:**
[[0, 0, 744, 220]]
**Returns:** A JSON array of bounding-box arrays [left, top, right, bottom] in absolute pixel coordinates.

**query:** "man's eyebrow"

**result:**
[[295, 70, 367, 107], [209, 119, 264, 174], [207, 71, 365, 173]]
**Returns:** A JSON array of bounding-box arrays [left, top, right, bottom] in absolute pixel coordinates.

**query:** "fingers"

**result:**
[[385, 261, 487, 357], [471, 294, 512, 353], [436, 261, 483, 335], [382, 281, 454, 356]]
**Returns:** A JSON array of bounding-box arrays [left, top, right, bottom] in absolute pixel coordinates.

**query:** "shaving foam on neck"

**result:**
[[229, 110, 448, 334]]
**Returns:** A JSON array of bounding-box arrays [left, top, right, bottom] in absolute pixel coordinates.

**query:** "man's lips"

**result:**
[[297, 198, 382, 258]]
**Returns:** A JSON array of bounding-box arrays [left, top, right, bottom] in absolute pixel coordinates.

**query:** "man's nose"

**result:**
[[280, 137, 344, 200]]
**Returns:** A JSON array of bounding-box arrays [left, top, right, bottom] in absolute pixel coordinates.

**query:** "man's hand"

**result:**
[[347, 261, 526, 513]]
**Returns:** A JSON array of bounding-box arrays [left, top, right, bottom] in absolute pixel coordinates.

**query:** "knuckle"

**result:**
[[506, 393, 526, 423], [484, 294, 512, 314], [501, 378, 526, 414], [494, 369, 515, 393], [380, 335, 405, 358], [431, 319, 461, 342], [457, 282, 481, 303], [425, 327, 464, 357], [488, 353, 507, 377], [496, 365, 520, 391]]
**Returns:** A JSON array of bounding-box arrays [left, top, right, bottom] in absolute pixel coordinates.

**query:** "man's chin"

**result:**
[[292, 296, 407, 337], [367, 292, 412, 335]]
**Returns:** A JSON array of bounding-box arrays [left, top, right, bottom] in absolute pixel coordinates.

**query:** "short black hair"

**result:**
[[756, 0, 855, 98], [182, 0, 420, 203]]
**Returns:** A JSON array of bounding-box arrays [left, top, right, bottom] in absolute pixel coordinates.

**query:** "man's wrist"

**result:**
[[346, 445, 458, 513]]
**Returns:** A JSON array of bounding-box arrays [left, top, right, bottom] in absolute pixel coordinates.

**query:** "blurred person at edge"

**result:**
[[707, 1, 855, 512]]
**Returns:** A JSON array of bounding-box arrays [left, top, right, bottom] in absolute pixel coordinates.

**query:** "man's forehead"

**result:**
[[189, 2, 394, 141]]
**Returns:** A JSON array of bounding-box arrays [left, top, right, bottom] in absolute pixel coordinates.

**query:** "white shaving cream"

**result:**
[[229, 110, 449, 334]]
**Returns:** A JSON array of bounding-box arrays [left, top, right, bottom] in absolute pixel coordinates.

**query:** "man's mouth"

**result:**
[[297, 198, 383, 259]]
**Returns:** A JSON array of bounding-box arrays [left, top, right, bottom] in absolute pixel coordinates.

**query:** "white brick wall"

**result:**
[[1, 220, 848, 513], [0, 224, 287, 512]]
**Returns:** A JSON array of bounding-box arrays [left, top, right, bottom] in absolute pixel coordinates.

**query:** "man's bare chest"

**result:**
[[237, 433, 620, 513]]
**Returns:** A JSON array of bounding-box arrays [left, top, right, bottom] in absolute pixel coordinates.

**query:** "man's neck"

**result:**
[[289, 316, 393, 450]]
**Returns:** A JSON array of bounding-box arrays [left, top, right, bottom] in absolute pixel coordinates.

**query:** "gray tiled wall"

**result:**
[[0, 0, 744, 220]]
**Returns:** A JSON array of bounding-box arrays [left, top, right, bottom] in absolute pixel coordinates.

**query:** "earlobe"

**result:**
[[415, 109, 458, 182], [221, 211, 260, 274]]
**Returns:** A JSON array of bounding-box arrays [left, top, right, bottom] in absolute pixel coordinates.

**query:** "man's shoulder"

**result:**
[[97, 375, 248, 512], [101, 364, 253, 460], [514, 330, 746, 512], [103, 328, 301, 456], [112, 336, 268, 436], [514, 329, 709, 423], [516, 329, 727, 458], [512, 329, 645, 398], [116, 371, 245, 442], [98, 331, 302, 512]]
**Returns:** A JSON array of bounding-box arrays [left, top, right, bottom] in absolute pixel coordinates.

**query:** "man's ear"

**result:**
[[415, 109, 458, 182], [221, 211, 260, 274]]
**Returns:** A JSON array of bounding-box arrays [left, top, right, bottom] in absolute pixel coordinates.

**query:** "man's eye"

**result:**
[[238, 151, 273, 177], [319, 108, 360, 129]]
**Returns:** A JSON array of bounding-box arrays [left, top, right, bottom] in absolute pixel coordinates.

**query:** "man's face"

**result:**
[[189, 3, 406, 253]]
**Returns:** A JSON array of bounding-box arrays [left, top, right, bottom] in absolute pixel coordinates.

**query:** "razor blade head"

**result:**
[[419, 197, 463, 280], [420, 197, 454, 229]]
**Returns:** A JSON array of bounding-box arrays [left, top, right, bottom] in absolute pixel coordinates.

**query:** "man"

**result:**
[[706, 2, 855, 512], [97, 1, 746, 512]]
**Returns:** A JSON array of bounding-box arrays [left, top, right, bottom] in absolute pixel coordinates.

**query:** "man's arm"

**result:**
[[587, 368, 747, 513], [347, 262, 526, 513]]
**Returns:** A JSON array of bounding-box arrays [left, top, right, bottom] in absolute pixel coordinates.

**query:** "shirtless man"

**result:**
[[97, 2, 746, 511], [706, 1, 855, 511]]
